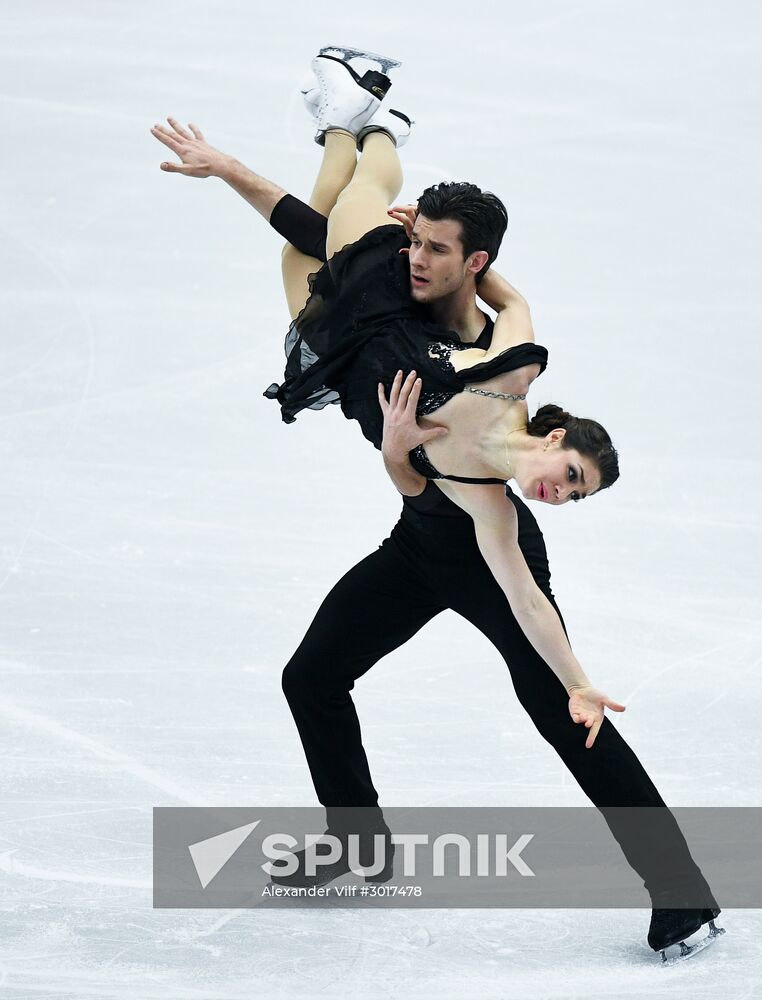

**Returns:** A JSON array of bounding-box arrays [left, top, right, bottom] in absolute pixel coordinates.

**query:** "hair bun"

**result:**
[[527, 404, 571, 437], [526, 403, 620, 493]]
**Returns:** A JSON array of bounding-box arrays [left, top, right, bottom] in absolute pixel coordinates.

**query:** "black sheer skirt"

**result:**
[[263, 224, 467, 449]]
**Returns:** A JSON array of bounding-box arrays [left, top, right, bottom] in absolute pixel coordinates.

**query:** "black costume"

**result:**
[[264, 202, 717, 907], [265, 225, 548, 480]]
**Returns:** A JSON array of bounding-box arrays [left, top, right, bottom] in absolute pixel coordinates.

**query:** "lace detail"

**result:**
[[415, 341, 464, 415], [427, 341, 457, 371]]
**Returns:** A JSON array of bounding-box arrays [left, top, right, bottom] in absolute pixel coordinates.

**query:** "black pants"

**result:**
[[281, 494, 707, 898]]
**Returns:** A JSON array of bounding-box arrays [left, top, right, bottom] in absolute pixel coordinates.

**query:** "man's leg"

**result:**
[[437, 495, 709, 899], [281, 531, 444, 831]]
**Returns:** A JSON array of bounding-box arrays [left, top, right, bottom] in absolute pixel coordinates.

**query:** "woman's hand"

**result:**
[[387, 203, 418, 244], [378, 370, 448, 460], [568, 686, 626, 749], [150, 118, 231, 178]]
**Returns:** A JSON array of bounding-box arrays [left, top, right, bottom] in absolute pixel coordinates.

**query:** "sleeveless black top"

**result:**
[[405, 338, 548, 484], [264, 224, 548, 483]]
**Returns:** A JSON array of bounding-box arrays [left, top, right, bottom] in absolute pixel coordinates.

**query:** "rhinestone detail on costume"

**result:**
[[417, 389, 456, 416], [463, 387, 526, 400], [411, 444, 442, 479]]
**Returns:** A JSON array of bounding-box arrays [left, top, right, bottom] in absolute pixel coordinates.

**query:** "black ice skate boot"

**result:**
[[648, 877, 725, 964], [310, 45, 400, 145], [269, 825, 395, 889]]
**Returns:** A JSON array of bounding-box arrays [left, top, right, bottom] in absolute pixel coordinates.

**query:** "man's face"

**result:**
[[408, 215, 475, 303]]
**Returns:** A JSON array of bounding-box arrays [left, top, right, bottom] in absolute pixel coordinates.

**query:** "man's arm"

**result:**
[[382, 450, 427, 497]]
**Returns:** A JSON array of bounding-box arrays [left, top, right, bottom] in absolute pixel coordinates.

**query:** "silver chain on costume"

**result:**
[[464, 387, 526, 401]]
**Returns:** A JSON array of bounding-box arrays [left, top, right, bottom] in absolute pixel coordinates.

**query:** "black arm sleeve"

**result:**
[[269, 194, 329, 262]]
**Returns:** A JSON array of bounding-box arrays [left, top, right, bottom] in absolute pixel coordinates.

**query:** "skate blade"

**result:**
[[660, 923, 726, 966], [318, 45, 402, 73]]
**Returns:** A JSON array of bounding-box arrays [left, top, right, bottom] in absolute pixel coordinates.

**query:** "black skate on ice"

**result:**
[[269, 828, 395, 889], [648, 906, 726, 966]]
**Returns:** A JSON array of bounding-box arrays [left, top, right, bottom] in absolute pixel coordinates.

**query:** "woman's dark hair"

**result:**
[[416, 181, 508, 284], [527, 403, 620, 493]]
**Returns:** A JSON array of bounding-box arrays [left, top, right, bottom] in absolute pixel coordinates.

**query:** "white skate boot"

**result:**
[[301, 78, 321, 119], [357, 107, 413, 149], [302, 77, 411, 149], [309, 45, 400, 145]]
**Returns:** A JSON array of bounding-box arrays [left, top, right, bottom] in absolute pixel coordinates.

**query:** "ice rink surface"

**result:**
[[1, 0, 761, 996]]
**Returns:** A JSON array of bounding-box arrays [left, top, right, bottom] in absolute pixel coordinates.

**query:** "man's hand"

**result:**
[[378, 370, 448, 461], [567, 686, 626, 749], [150, 118, 231, 178]]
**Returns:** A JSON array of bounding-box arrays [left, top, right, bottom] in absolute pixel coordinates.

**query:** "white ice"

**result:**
[[1, 0, 761, 996]]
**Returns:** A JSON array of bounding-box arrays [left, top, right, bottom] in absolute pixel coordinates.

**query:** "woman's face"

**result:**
[[518, 430, 601, 505]]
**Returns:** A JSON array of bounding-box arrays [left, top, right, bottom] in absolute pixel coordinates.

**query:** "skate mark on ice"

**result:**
[[0, 692, 204, 803], [0, 850, 151, 889]]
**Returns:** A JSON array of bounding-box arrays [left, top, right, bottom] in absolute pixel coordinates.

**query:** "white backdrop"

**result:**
[[1, 1, 761, 996]]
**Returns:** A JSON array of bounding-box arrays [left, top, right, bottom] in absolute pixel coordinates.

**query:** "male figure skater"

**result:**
[[150, 50, 720, 955]]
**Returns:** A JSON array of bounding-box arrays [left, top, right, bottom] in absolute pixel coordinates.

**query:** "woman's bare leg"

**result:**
[[282, 130, 358, 319], [326, 132, 403, 258]]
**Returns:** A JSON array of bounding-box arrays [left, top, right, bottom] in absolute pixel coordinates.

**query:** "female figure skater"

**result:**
[[261, 53, 626, 743], [152, 66, 624, 743]]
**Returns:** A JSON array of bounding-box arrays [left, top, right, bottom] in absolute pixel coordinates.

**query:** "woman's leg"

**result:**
[[270, 196, 329, 261], [281, 129, 358, 319], [326, 132, 403, 258]]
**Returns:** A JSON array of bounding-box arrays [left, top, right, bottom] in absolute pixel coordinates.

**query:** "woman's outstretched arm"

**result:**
[[150, 117, 333, 261], [440, 479, 625, 748], [377, 372, 625, 747], [151, 116, 355, 320], [444, 289, 536, 378], [150, 117, 288, 217]]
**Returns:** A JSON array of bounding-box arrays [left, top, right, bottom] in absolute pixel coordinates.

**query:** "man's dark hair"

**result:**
[[416, 181, 508, 284]]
